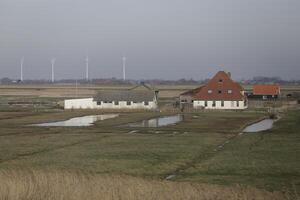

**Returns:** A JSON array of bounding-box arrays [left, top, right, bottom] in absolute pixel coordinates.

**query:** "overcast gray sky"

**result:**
[[0, 0, 299, 80]]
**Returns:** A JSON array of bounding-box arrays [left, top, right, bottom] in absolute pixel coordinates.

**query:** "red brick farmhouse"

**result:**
[[181, 71, 248, 109]]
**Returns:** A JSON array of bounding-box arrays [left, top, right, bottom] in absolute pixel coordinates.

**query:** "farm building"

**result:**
[[64, 84, 159, 110], [249, 84, 280, 100], [181, 71, 247, 110], [179, 86, 204, 104]]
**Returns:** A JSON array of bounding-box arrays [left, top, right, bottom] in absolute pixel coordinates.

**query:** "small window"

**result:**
[[221, 101, 224, 107], [218, 90, 222, 94], [127, 101, 131, 106], [212, 101, 216, 107], [97, 101, 101, 105], [219, 79, 223, 83], [228, 90, 232, 94], [114, 101, 119, 105], [204, 101, 207, 107], [244, 100, 247, 107], [237, 101, 240, 107], [208, 90, 212, 94], [144, 101, 149, 105]]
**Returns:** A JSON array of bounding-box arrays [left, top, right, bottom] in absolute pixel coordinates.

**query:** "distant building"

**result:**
[[64, 84, 159, 110], [183, 71, 247, 110], [250, 84, 280, 100], [179, 86, 204, 104]]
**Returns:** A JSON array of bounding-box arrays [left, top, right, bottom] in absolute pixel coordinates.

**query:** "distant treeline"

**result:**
[[240, 76, 300, 85], [0, 76, 299, 85]]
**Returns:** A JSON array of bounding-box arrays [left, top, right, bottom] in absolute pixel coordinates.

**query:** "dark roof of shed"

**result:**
[[180, 86, 204, 96], [95, 90, 155, 102]]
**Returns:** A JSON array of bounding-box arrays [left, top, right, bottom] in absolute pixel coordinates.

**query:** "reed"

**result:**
[[0, 169, 286, 200]]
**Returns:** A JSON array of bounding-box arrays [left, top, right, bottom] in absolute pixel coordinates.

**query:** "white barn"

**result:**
[[64, 84, 159, 110]]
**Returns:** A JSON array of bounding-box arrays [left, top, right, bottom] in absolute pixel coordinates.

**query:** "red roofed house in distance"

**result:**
[[251, 84, 280, 100], [193, 71, 248, 109]]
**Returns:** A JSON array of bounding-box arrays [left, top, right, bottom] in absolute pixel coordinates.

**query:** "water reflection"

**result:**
[[31, 114, 119, 127], [128, 115, 183, 128], [243, 119, 274, 133]]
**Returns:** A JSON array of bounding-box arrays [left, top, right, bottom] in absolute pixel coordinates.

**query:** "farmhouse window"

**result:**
[[228, 90, 232, 94], [236, 101, 240, 107], [127, 101, 131, 105], [212, 101, 216, 107], [208, 90, 212, 94], [97, 101, 101, 105], [219, 79, 223, 83], [204, 101, 207, 107], [114, 101, 119, 105], [144, 101, 149, 105], [221, 101, 224, 107], [218, 90, 222, 94]]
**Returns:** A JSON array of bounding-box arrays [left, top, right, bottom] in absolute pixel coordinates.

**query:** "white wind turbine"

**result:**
[[85, 54, 89, 81], [20, 57, 24, 82], [51, 58, 56, 83], [122, 56, 126, 81]]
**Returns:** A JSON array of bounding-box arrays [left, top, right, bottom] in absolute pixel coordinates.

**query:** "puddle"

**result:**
[[31, 114, 119, 127], [243, 119, 275, 133], [127, 115, 183, 128]]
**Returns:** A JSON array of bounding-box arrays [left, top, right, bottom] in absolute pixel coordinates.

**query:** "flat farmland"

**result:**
[[1, 84, 300, 98], [0, 85, 299, 199]]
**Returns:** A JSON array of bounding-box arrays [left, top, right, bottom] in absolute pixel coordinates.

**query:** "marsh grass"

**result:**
[[0, 169, 287, 200]]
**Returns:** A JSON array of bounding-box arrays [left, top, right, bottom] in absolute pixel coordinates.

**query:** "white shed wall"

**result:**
[[64, 98, 157, 110], [94, 101, 157, 110], [193, 100, 247, 110], [64, 98, 94, 109]]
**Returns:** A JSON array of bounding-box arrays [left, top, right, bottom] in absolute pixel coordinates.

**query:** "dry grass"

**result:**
[[0, 169, 287, 200]]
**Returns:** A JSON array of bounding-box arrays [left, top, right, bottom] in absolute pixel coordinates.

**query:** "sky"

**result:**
[[0, 0, 299, 80]]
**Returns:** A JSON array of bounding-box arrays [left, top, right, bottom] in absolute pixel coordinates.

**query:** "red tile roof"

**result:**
[[193, 71, 245, 101], [252, 84, 280, 95]]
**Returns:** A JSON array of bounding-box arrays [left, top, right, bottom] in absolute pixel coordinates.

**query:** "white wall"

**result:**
[[193, 100, 247, 110], [64, 98, 157, 110], [64, 98, 94, 109], [93, 101, 157, 110]]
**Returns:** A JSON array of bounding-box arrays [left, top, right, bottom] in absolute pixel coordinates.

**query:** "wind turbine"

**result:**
[[20, 57, 24, 82], [85, 54, 89, 81], [122, 56, 126, 81], [51, 58, 56, 83]]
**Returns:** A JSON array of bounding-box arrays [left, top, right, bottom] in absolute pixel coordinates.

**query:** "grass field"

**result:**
[[0, 85, 299, 199], [0, 169, 287, 200]]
